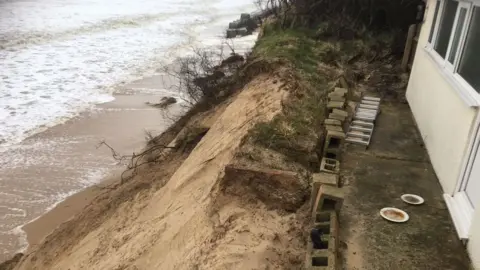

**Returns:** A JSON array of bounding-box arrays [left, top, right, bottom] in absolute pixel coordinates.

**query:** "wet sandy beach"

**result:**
[[0, 78, 182, 260]]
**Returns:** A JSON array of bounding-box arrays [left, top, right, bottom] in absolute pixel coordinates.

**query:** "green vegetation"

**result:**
[[247, 23, 339, 167], [245, 18, 398, 168]]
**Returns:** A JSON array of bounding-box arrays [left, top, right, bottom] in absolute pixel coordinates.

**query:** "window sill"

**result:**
[[423, 46, 480, 107], [444, 192, 473, 240]]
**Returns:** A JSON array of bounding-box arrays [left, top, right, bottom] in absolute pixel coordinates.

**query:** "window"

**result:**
[[447, 7, 467, 63], [458, 7, 480, 92], [429, 0, 442, 42], [434, 0, 459, 57], [428, 0, 480, 96]]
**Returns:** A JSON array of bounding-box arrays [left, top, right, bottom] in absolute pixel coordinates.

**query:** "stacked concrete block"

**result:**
[[320, 87, 348, 174], [310, 173, 339, 210], [312, 185, 345, 216], [306, 190, 342, 269], [305, 79, 352, 270], [323, 130, 345, 160], [338, 76, 349, 90], [327, 88, 346, 109]]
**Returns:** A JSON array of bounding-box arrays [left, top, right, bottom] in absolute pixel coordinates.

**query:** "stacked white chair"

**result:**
[[345, 96, 380, 146]]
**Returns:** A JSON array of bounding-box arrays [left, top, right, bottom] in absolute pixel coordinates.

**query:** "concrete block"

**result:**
[[312, 211, 340, 264], [312, 185, 345, 216], [328, 91, 345, 98], [310, 173, 339, 210], [333, 87, 348, 95], [324, 119, 341, 126], [338, 76, 349, 89], [329, 95, 345, 102], [226, 29, 237, 38], [313, 211, 339, 252], [332, 109, 348, 118], [323, 130, 345, 154], [327, 101, 344, 109], [328, 113, 346, 122], [325, 125, 343, 132], [312, 173, 339, 187], [305, 242, 336, 269], [320, 157, 340, 174]]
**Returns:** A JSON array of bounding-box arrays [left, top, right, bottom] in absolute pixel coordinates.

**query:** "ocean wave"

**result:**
[[0, 12, 176, 49]]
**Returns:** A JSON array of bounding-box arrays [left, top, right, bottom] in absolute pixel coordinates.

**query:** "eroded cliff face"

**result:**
[[15, 75, 309, 270]]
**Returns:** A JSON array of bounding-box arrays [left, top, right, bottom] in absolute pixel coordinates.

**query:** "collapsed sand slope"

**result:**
[[16, 75, 306, 270]]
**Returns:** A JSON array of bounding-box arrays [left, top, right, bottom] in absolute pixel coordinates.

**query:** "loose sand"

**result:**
[[13, 75, 309, 270]]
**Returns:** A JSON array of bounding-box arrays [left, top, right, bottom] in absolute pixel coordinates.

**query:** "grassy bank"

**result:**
[[235, 19, 403, 175]]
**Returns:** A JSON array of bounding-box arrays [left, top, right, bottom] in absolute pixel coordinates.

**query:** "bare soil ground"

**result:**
[[339, 98, 472, 269]]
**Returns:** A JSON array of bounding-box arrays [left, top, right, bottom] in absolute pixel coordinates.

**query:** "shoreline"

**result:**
[[0, 77, 182, 261], [21, 173, 121, 252]]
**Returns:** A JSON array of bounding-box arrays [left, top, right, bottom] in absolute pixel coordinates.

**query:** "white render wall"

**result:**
[[406, 0, 476, 195], [406, 0, 479, 267], [468, 213, 480, 267]]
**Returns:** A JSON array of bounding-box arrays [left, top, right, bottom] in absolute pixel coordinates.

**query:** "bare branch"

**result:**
[[97, 140, 176, 184]]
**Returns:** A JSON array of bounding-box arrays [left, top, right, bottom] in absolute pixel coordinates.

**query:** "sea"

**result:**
[[0, 0, 258, 260]]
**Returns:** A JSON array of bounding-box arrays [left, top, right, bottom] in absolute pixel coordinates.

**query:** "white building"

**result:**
[[407, 0, 480, 267]]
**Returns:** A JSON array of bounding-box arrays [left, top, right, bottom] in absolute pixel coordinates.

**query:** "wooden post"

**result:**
[[401, 24, 417, 72]]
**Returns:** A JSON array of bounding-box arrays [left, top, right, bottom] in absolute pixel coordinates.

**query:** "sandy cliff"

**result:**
[[14, 75, 308, 270]]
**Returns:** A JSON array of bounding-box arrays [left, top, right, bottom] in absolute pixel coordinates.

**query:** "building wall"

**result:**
[[468, 212, 480, 267], [407, 0, 480, 267], [406, 0, 476, 195]]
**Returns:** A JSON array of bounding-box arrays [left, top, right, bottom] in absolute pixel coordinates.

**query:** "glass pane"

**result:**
[[429, 0, 442, 42], [434, 0, 459, 58], [448, 8, 467, 63], [458, 7, 480, 92]]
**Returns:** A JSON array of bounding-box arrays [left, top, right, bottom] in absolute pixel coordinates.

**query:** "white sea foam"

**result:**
[[0, 0, 257, 147]]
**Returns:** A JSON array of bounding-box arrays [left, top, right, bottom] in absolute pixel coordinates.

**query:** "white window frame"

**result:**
[[425, 0, 480, 107], [445, 2, 470, 71]]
